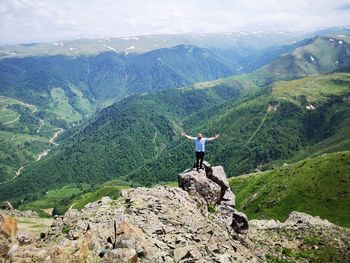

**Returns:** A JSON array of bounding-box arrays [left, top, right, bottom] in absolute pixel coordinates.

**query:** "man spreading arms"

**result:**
[[181, 132, 220, 172]]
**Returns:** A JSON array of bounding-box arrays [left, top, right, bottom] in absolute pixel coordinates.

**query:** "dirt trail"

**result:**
[[245, 104, 278, 146], [49, 128, 64, 146], [4, 114, 20, 125], [36, 120, 44, 133], [36, 150, 50, 161]]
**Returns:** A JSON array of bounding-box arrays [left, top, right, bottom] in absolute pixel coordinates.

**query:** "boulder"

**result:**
[[179, 162, 248, 235], [1, 201, 13, 211], [104, 248, 138, 263], [178, 169, 221, 206]]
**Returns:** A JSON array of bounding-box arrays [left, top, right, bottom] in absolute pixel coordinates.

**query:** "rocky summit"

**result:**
[[1, 163, 350, 262]]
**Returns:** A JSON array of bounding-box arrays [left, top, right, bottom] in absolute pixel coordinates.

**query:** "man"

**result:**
[[181, 132, 219, 171]]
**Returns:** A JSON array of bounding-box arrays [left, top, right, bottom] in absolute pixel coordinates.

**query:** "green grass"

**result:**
[[272, 73, 350, 105], [71, 185, 128, 211], [16, 217, 53, 234], [0, 107, 19, 124], [19, 184, 90, 209], [229, 151, 350, 227], [69, 84, 94, 117], [46, 88, 82, 123], [0, 130, 51, 182]]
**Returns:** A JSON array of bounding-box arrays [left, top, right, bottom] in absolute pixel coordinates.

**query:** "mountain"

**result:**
[[0, 44, 233, 120], [259, 35, 350, 80], [229, 151, 350, 228], [0, 44, 234, 182], [1, 70, 349, 206], [1, 31, 350, 214], [0, 83, 247, 202], [0, 31, 303, 59]]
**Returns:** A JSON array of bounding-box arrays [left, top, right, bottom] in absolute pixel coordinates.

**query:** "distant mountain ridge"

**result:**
[[0, 44, 232, 122], [260, 35, 350, 80], [1, 25, 350, 59]]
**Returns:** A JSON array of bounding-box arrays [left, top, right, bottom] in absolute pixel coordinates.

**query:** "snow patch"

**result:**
[[52, 42, 64, 46], [273, 31, 287, 35], [329, 38, 334, 42], [69, 47, 76, 51], [338, 40, 343, 44], [125, 46, 135, 50], [309, 55, 317, 64], [239, 31, 248, 36], [306, 105, 316, 110], [224, 32, 232, 35], [103, 44, 117, 52], [122, 37, 139, 40]]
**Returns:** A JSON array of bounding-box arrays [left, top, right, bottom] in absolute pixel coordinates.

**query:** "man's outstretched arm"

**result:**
[[207, 134, 220, 141], [181, 131, 195, 141]]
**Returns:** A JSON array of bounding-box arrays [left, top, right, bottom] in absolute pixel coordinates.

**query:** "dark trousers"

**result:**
[[195, 151, 205, 170]]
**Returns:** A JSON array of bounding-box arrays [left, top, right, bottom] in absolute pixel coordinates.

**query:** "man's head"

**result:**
[[197, 133, 202, 139]]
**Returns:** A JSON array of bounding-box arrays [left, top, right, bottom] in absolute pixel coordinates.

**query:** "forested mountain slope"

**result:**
[[1, 71, 349, 204]]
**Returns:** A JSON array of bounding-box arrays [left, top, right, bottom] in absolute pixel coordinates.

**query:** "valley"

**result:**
[[1, 2, 350, 261], [0, 95, 65, 183], [0, 29, 349, 233]]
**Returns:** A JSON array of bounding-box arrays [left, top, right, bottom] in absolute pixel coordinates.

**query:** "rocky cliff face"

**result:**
[[1, 163, 350, 262]]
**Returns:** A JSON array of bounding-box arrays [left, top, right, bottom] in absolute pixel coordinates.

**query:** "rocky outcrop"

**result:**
[[5, 165, 350, 262], [249, 212, 350, 262], [36, 188, 257, 262], [178, 162, 248, 236]]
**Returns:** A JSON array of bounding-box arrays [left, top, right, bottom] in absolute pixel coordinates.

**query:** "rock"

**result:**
[[173, 246, 191, 262], [178, 169, 221, 206], [284, 211, 333, 228], [104, 248, 138, 263], [1, 201, 13, 210], [231, 211, 249, 234], [179, 163, 247, 235], [221, 189, 235, 208], [10, 183, 257, 262], [0, 213, 18, 261], [205, 165, 229, 190], [17, 232, 32, 245]]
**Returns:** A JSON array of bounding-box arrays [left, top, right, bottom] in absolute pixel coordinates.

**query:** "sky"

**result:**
[[1, 0, 350, 45]]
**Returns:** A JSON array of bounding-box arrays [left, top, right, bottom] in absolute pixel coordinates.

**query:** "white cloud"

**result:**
[[0, 0, 350, 44]]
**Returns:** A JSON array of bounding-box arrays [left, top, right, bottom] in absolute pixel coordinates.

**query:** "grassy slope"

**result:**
[[0, 96, 56, 182], [229, 151, 350, 227], [259, 36, 350, 81]]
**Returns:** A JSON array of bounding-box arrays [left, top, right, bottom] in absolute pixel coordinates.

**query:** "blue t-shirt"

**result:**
[[192, 137, 209, 152]]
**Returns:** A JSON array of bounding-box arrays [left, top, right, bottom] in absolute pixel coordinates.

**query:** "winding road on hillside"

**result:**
[[4, 114, 20, 125], [0, 127, 64, 185]]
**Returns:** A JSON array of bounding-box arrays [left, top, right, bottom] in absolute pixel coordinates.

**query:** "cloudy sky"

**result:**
[[1, 0, 350, 45]]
